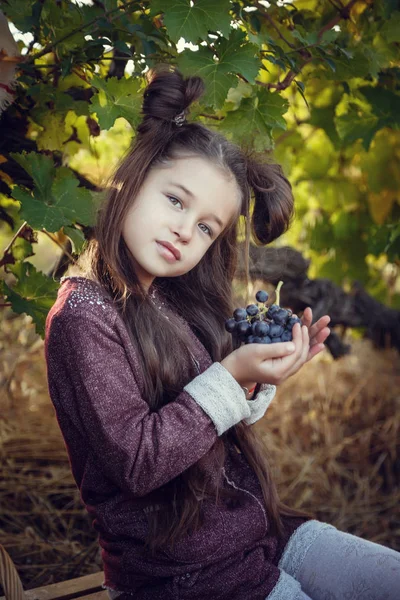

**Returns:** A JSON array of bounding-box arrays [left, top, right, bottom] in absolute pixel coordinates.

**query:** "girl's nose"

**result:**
[[173, 222, 193, 243]]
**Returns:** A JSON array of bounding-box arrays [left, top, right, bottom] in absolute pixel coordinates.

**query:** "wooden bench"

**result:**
[[22, 572, 106, 600], [0, 544, 107, 600]]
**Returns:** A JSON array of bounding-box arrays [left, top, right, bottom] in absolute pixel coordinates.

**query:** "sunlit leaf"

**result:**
[[177, 29, 260, 108], [89, 75, 143, 129], [150, 0, 231, 43], [3, 261, 59, 338]]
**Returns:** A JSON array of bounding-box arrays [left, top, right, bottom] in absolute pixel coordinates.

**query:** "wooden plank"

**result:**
[[3, 572, 106, 600], [78, 593, 109, 600]]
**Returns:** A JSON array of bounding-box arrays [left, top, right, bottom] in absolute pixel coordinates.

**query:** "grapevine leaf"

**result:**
[[379, 11, 400, 43], [309, 106, 341, 148], [10, 152, 54, 201], [36, 114, 69, 151], [89, 75, 143, 129], [358, 86, 400, 127], [51, 168, 95, 227], [150, 0, 231, 43], [10, 154, 96, 231], [3, 262, 59, 338], [177, 29, 260, 108], [221, 90, 288, 150], [322, 48, 373, 80], [334, 109, 379, 150], [367, 190, 396, 225], [332, 211, 359, 241], [64, 226, 86, 254], [1, 0, 39, 33], [29, 85, 89, 118]]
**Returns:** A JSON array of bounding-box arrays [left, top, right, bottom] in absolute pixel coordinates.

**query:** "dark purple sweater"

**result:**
[[44, 277, 311, 599]]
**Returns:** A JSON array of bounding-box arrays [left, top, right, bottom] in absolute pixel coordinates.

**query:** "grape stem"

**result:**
[[275, 280, 284, 306]]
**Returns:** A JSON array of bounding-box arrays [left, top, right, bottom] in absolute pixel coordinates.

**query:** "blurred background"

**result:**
[[0, 0, 399, 591]]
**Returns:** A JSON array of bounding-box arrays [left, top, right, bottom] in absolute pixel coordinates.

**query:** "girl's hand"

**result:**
[[221, 322, 310, 387], [301, 307, 331, 361]]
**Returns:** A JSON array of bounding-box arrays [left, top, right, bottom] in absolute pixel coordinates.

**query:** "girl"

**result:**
[[45, 68, 400, 600]]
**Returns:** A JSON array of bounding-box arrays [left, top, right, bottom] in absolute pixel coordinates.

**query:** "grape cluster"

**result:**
[[225, 288, 301, 345]]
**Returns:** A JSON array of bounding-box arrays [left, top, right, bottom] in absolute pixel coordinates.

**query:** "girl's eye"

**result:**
[[167, 195, 182, 208], [167, 195, 212, 237], [199, 223, 212, 236]]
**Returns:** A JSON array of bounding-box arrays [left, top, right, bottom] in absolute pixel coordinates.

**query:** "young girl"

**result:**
[[45, 68, 400, 600]]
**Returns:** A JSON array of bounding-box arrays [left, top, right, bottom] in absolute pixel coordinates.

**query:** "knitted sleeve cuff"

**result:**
[[183, 362, 252, 436], [244, 383, 277, 426]]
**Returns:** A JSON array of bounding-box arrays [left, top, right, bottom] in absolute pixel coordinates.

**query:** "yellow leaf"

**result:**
[[0, 168, 12, 186], [367, 190, 396, 224]]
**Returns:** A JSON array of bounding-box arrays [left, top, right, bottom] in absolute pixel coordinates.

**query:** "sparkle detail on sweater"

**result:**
[[60, 276, 108, 309]]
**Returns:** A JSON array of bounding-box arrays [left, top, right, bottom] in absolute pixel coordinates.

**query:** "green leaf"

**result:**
[[358, 86, 400, 127], [177, 29, 260, 108], [51, 168, 95, 227], [308, 214, 336, 252], [292, 28, 318, 46], [309, 106, 341, 148], [89, 75, 143, 129], [42, 1, 87, 54], [334, 109, 379, 151], [1, 0, 39, 33], [323, 48, 372, 80], [220, 89, 288, 150], [64, 226, 86, 254], [150, 0, 231, 43], [379, 11, 400, 43], [331, 211, 359, 241], [3, 262, 59, 338], [295, 80, 309, 110], [10, 153, 95, 231], [28, 84, 89, 127], [11, 152, 54, 201]]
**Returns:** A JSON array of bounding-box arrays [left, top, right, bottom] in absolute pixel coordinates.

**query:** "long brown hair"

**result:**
[[70, 66, 314, 554]]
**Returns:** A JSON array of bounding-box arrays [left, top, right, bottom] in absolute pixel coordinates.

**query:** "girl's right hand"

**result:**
[[220, 322, 309, 387]]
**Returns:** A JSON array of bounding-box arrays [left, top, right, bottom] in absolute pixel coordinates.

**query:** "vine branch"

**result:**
[[254, 0, 362, 92], [254, 2, 296, 49], [23, 0, 139, 65]]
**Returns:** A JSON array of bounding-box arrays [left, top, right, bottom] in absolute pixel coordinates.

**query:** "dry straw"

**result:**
[[0, 293, 399, 590]]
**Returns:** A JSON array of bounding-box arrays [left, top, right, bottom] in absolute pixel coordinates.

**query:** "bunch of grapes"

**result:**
[[225, 282, 301, 345]]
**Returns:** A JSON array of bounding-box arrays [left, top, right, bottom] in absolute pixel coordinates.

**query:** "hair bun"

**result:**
[[140, 66, 205, 126]]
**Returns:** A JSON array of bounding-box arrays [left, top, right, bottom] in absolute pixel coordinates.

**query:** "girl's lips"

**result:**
[[156, 242, 178, 263]]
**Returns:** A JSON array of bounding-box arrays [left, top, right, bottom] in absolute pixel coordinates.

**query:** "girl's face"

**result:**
[[122, 155, 242, 291]]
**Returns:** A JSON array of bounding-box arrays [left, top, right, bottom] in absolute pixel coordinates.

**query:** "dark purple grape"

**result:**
[[225, 318, 237, 333], [256, 290, 269, 303], [267, 304, 279, 318], [273, 308, 289, 325], [269, 323, 284, 338], [281, 330, 293, 342], [286, 316, 301, 331], [273, 315, 286, 326], [237, 320, 251, 336], [255, 321, 269, 336], [226, 289, 297, 348], [233, 308, 247, 322], [246, 304, 259, 316]]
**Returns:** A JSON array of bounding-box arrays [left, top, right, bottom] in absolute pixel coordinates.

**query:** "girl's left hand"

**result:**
[[301, 307, 331, 362]]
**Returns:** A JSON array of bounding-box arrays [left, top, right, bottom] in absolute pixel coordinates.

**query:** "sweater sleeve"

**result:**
[[46, 308, 254, 497], [243, 383, 277, 425]]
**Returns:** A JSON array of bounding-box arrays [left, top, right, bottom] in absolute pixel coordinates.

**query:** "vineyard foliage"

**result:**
[[0, 0, 400, 336]]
